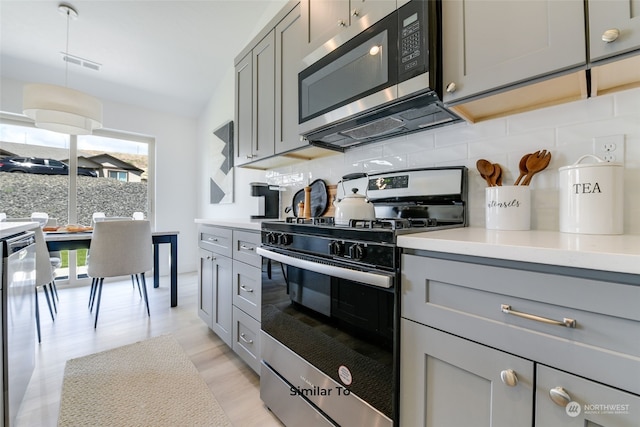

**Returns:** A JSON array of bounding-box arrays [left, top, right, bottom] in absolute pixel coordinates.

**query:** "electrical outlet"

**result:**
[[594, 134, 625, 163]]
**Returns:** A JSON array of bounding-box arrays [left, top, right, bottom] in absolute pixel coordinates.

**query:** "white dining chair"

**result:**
[[87, 220, 153, 328], [32, 213, 61, 303], [33, 227, 57, 343]]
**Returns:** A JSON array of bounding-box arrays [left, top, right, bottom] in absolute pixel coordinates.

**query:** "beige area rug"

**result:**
[[58, 334, 232, 427]]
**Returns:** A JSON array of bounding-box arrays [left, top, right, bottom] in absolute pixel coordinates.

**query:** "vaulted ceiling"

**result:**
[[0, 0, 287, 118]]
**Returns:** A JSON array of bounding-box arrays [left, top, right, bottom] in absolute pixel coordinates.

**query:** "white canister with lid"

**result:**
[[559, 154, 623, 234]]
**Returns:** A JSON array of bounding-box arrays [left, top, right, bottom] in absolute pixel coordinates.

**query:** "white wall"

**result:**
[[1, 76, 199, 273], [195, 0, 288, 221], [268, 87, 640, 234]]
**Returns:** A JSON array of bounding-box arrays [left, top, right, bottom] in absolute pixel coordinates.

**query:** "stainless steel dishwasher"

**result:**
[[1, 230, 36, 427]]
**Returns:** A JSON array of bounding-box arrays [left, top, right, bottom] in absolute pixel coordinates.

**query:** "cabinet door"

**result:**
[[302, 0, 350, 52], [211, 254, 233, 346], [442, 0, 586, 104], [197, 248, 214, 327], [252, 31, 276, 161], [589, 0, 640, 62], [234, 53, 253, 166], [275, 3, 305, 154], [536, 365, 640, 426], [401, 319, 534, 427]]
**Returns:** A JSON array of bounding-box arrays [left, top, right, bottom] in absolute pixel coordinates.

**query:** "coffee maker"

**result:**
[[250, 182, 280, 219]]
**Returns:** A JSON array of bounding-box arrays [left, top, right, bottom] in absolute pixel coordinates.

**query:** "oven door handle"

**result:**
[[257, 246, 393, 289]]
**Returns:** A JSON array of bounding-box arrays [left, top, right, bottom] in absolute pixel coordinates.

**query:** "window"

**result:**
[[0, 117, 154, 284], [108, 170, 128, 181]]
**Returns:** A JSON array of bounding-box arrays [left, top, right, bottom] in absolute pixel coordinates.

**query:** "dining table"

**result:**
[[45, 230, 180, 307]]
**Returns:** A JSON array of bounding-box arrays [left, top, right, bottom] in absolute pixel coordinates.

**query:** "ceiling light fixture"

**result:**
[[22, 3, 103, 135]]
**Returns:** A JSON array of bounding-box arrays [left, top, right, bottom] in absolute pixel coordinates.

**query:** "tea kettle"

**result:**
[[333, 173, 375, 226]]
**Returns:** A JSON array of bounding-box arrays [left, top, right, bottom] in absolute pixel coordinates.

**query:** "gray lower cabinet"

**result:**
[[197, 247, 233, 346], [198, 225, 263, 375], [400, 252, 640, 427], [401, 319, 533, 427], [536, 365, 640, 427], [442, 0, 586, 104]]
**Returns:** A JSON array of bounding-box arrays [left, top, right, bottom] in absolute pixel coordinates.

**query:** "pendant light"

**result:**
[[22, 3, 103, 135]]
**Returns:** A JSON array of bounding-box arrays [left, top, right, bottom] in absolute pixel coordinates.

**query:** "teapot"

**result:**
[[333, 186, 375, 226]]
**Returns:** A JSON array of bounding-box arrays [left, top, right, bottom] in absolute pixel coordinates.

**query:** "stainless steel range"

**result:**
[[257, 167, 467, 427]]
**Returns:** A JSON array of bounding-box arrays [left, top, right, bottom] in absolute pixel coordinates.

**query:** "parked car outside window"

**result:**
[[0, 156, 97, 177]]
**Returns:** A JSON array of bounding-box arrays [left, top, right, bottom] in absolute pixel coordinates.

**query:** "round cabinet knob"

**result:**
[[500, 369, 518, 387], [446, 82, 457, 93], [549, 387, 572, 407], [352, 9, 360, 17], [338, 20, 347, 27], [602, 28, 620, 43]]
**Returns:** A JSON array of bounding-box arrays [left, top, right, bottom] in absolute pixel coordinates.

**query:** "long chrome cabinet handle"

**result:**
[[240, 285, 254, 293], [501, 304, 576, 328]]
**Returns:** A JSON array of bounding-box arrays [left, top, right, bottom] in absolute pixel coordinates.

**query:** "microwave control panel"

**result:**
[[398, 0, 428, 79]]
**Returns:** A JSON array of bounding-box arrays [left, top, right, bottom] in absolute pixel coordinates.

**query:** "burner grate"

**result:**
[[348, 218, 438, 230]]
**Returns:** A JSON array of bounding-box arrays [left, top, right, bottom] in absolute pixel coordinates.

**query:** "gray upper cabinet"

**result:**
[[442, 0, 586, 104], [234, 31, 276, 166], [234, 53, 253, 166], [303, 0, 349, 52], [589, 0, 640, 63], [301, 0, 395, 53], [275, 4, 305, 154], [253, 31, 276, 162]]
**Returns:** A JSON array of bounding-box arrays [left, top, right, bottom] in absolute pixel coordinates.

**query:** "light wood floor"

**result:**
[[15, 272, 284, 427]]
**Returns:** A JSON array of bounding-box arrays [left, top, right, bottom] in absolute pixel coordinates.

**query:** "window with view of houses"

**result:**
[[0, 120, 153, 284]]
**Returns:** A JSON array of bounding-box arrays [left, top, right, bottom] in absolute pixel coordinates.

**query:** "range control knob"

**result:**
[[266, 232, 278, 245], [349, 244, 366, 261], [278, 233, 292, 246], [329, 241, 345, 256]]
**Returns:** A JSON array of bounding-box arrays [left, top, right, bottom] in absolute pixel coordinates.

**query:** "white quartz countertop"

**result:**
[[397, 227, 640, 275], [0, 222, 38, 239], [194, 218, 266, 231]]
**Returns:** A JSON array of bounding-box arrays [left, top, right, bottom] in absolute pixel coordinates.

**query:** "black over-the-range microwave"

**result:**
[[298, 0, 461, 151]]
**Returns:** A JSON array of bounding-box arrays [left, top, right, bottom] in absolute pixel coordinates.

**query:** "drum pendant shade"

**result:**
[[23, 83, 103, 135]]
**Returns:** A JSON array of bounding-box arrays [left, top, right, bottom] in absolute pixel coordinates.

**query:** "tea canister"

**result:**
[[559, 155, 623, 234]]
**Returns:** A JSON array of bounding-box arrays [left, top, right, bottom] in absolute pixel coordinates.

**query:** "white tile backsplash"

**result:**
[[273, 87, 640, 234]]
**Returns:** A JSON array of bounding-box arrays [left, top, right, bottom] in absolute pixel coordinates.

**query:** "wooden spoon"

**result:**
[[476, 159, 495, 187], [489, 164, 502, 186], [522, 150, 552, 185], [514, 153, 531, 185]]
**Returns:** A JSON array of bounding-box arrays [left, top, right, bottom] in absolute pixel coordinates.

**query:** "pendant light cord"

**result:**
[[64, 7, 70, 87]]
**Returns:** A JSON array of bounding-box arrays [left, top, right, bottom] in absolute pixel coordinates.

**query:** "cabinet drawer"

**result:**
[[401, 254, 640, 395], [232, 259, 262, 320], [233, 230, 261, 267], [536, 365, 640, 426], [198, 226, 232, 257], [232, 306, 261, 375]]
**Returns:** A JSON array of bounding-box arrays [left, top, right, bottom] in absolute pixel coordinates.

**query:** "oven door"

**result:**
[[258, 247, 396, 427]]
